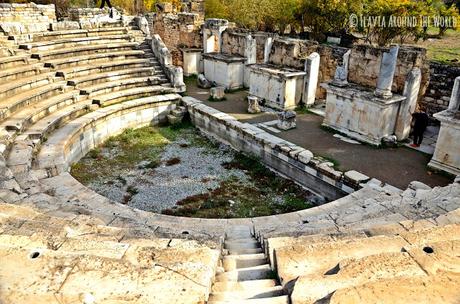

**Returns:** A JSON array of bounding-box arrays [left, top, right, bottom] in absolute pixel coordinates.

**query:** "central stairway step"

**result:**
[[208, 286, 284, 301], [225, 239, 260, 250], [223, 253, 268, 271], [215, 264, 273, 282], [211, 279, 278, 293], [207, 295, 289, 304]]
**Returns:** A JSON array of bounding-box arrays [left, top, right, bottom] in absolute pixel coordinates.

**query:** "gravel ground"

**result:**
[[87, 134, 250, 213]]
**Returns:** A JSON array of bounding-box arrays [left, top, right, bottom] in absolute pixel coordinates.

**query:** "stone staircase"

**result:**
[[208, 226, 289, 304]]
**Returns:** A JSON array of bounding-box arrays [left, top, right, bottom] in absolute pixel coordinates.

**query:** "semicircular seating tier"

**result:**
[[0, 18, 459, 304]]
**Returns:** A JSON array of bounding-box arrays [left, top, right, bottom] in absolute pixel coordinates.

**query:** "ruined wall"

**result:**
[[268, 37, 319, 69], [348, 45, 430, 97], [0, 2, 55, 34], [181, 0, 205, 16], [150, 12, 202, 66], [221, 30, 247, 57], [264, 37, 348, 99], [0, 2, 56, 23], [421, 63, 460, 117], [221, 30, 272, 64]]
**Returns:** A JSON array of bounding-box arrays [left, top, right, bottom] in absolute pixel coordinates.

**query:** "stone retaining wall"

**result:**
[[150, 12, 202, 66], [0, 2, 55, 23], [0, 2, 56, 35], [421, 62, 460, 118], [184, 96, 385, 201]]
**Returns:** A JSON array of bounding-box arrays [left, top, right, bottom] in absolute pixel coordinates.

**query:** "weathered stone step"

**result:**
[[0, 53, 31, 69], [0, 62, 46, 82], [225, 226, 254, 240], [215, 264, 273, 282], [23, 101, 92, 143], [209, 286, 284, 301], [0, 81, 68, 121], [225, 239, 260, 250], [31, 27, 129, 42], [228, 247, 264, 255], [33, 41, 139, 60], [19, 34, 133, 51], [67, 66, 156, 87], [208, 295, 289, 304], [36, 93, 181, 174], [212, 279, 278, 292], [0, 90, 83, 136], [44, 50, 145, 69], [91, 85, 175, 107], [0, 71, 57, 99], [223, 253, 268, 271], [56, 58, 152, 79], [79, 76, 165, 96]]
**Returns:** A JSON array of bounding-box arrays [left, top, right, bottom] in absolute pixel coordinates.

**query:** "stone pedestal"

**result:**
[[322, 83, 406, 145], [247, 96, 261, 113], [210, 87, 225, 100], [429, 77, 460, 175], [428, 112, 460, 175], [203, 53, 246, 89], [277, 111, 297, 130], [248, 64, 306, 111], [181, 48, 203, 76]]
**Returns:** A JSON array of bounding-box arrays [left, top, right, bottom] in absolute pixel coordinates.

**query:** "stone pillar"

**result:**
[[395, 68, 421, 140], [202, 18, 228, 54], [263, 36, 274, 64], [374, 45, 400, 99], [448, 76, 460, 112], [303, 52, 320, 106], [332, 49, 351, 87], [244, 35, 257, 87], [244, 35, 257, 64]]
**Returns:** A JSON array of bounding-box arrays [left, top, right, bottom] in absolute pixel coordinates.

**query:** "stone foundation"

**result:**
[[203, 53, 246, 89], [248, 64, 305, 110], [322, 84, 406, 146]]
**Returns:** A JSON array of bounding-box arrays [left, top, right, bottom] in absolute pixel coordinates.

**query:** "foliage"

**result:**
[[205, 0, 459, 46]]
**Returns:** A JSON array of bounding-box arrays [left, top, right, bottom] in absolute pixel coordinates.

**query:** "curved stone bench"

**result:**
[[44, 49, 145, 69], [33, 41, 139, 61], [20, 34, 133, 51], [0, 80, 68, 121], [0, 90, 83, 139], [68, 66, 157, 87], [29, 26, 129, 42], [91, 85, 175, 107], [57, 58, 158, 79], [0, 62, 45, 82], [36, 93, 181, 174], [0, 71, 56, 99], [79, 76, 166, 96], [0, 53, 32, 69]]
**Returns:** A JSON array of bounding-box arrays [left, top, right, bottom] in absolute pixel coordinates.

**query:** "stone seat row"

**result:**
[[265, 221, 460, 303], [0, 66, 167, 138], [0, 200, 220, 303], [3, 22, 129, 44]]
